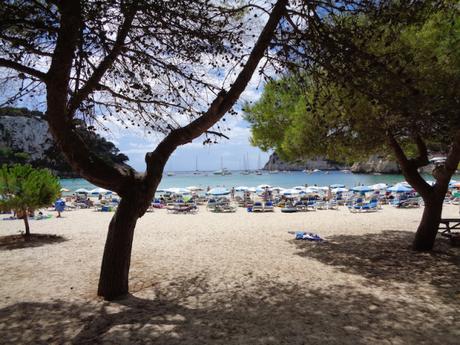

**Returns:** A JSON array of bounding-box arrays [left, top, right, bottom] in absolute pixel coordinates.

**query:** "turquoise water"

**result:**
[[60, 171, 460, 191]]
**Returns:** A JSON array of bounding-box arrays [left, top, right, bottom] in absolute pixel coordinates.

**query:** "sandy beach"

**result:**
[[0, 204, 459, 344]]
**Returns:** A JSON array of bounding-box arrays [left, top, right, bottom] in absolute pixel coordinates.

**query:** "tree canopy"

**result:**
[[247, 2, 460, 164], [0, 164, 60, 236], [246, 2, 460, 250]]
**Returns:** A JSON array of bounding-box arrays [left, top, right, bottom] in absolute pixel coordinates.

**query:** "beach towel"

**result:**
[[294, 231, 323, 241]]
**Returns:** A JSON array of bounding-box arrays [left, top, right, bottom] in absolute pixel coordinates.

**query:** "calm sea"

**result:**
[[59, 170, 460, 191]]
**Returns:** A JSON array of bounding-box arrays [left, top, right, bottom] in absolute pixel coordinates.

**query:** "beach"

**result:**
[[0, 204, 459, 344]]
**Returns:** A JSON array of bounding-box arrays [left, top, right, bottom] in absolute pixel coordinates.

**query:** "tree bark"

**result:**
[[97, 195, 146, 300], [23, 211, 30, 238], [413, 188, 446, 251]]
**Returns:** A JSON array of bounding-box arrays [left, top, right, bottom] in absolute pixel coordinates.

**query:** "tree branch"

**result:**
[[67, 2, 138, 115], [145, 0, 288, 178], [386, 132, 432, 197], [0, 58, 48, 81], [409, 134, 430, 168]]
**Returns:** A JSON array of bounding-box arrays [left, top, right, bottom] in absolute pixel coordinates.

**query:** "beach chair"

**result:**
[[264, 201, 275, 212], [252, 201, 264, 212]]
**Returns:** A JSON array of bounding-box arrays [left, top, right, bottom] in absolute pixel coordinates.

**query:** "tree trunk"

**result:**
[[97, 196, 142, 300], [23, 212, 30, 238], [413, 190, 445, 251]]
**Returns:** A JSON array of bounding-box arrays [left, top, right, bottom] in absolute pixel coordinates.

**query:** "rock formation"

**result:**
[[0, 107, 128, 177]]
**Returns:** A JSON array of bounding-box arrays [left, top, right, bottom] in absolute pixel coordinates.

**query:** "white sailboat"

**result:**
[[240, 153, 250, 175], [213, 157, 231, 175], [255, 153, 263, 175], [193, 156, 200, 175]]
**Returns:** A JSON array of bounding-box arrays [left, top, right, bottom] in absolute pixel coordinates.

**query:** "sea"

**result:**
[[60, 170, 460, 192]]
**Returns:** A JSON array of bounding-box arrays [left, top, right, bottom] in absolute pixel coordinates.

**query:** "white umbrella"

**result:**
[[90, 187, 109, 194], [387, 184, 413, 193], [332, 187, 348, 193], [207, 187, 230, 196], [292, 186, 307, 190], [75, 188, 89, 193], [248, 187, 257, 193], [257, 184, 272, 189], [186, 186, 203, 191], [166, 187, 190, 195], [369, 183, 387, 190], [282, 189, 300, 196], [60, 188, 70, 192], [235, 186, 249, 192], [271, 186, 284, 192]]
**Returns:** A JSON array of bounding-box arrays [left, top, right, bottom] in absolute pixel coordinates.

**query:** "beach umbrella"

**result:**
[[292, 186, 306, 190], [450, 182, 460, 188], [282, 189, 300, 196], [207, 187, 230, 196], [425, 180, 436, 186], [271, 186, 284, 192], [166, 187, 190, 195], [449, 180, 458, 188], [351, 186, 372, 193], [369, 183, 387, 190], [60, 188, 70, 192], [332, 187, 348, 193], [75, 188, 89, 194], [387, 184, 413, 193], [247, 187, 257, 193], [156, 188, 167, 193], [186, 186, 203, 191], [318, 186, 329, 191], [330, 184, 345, 188], [235, 186, 249, 192], [257, 184, 272, 189], [90, 187, 109, 195]]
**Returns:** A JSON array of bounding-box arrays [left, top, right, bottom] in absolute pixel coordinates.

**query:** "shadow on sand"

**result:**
[[0, 234, 67, 251], [293, 230, 460, 300], [0, 273, 458, 344]]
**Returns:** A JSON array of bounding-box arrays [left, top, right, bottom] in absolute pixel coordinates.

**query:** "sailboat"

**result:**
[[254, 153, 263, 175], [213, 157, 231, 175], [193, 156, 200, 175], [240, 154, 250, 175]]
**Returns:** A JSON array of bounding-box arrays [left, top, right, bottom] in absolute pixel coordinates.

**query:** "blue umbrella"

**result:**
[[387, 184, 413, 193], [207, 187, 230, 196], [351, 186, 372, 193]]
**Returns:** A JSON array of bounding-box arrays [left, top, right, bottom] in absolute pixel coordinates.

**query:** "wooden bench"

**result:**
[[439, 218, 460, 245]]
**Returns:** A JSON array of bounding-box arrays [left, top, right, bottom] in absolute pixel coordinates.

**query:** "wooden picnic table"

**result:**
[[439, 218, 460, 245]]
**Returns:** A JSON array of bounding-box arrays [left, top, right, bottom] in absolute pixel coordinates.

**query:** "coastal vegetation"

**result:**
[[245, 2, 460, 251], [0, 164, 60, 237]]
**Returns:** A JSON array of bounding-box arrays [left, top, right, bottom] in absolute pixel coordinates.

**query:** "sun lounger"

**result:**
[[264, 201, 275, 212], [281, 207, 297, 213], [252, 201, 264, 212]]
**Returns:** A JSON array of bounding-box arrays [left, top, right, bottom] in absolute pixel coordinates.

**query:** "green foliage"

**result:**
[[0, 164, 60, 215], [246, 5, 460, 163]]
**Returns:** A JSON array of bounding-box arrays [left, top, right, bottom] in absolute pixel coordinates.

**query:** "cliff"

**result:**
[[0, 107, 128, 177], [264, 152, 349, 171], [264, 152, 402, 173], [350, 155, 400, 174]]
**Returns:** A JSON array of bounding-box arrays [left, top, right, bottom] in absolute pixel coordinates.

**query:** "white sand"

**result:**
[[0, 205, 459, 344]]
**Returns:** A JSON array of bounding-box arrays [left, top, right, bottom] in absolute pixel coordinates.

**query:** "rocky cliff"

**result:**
[[264, 152, 402, 173], [0, 107, 128, 177], [263, 152, 349, 171], [350, 155, 401, 174]]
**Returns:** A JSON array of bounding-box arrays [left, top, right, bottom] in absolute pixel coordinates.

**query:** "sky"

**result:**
[[106, 118, 270, 172]]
